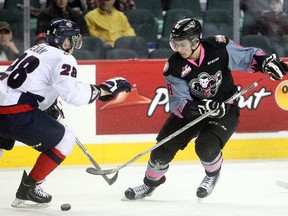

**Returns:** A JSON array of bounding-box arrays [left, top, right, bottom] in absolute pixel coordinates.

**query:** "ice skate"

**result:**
[[124, 176, 166, 200], [11, 170, 52, 209], [197, 173, 220, 200], [124, 184, 156, 200]]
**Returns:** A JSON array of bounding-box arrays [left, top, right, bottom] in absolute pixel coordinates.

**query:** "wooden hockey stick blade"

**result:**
[[276, 180, 288, 189]]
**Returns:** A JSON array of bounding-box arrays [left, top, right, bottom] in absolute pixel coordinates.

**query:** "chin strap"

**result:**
[[61, 45, 73, 53], [188, 39, 201, 59]]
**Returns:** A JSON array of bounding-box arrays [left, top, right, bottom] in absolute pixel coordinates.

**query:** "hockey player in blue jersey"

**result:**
[[0, 18, 131, 208]]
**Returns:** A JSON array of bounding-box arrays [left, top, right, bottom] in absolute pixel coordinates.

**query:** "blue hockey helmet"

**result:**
[[46, 18, 82, 50]]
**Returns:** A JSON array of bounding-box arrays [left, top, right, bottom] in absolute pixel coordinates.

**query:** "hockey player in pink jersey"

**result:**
[[124, 17, 287, 201]]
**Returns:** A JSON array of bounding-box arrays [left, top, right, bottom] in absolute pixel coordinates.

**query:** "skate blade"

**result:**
[[11, 198, 50, 209], [197, 197, 205, 203], [121, 196, 143, 201], [121, 196, 130, 201]]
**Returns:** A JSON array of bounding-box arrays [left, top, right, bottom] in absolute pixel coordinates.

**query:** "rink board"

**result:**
[[0, 60, 288, 167], [1, 138, 288, 167]]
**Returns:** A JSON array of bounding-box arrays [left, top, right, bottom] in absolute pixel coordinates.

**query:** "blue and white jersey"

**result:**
[[0, 43, 95, 111]]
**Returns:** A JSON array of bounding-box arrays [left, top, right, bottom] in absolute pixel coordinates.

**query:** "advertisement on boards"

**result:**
[[1, 59, 288, 137], [91, 59, 288, 135]]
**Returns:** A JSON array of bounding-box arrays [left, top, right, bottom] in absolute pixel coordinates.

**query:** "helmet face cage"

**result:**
[[46, 19, 82, 50], [71, 34, 82, 49], [169, 17, 202, 51]]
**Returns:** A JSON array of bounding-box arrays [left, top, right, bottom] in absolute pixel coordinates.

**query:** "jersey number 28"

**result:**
[[0, 53, 39, 89]]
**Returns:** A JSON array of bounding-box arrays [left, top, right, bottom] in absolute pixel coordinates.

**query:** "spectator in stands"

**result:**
[[256, 0, 288, 56], [0, 22, 20, 61], [19, 0, 87, 17], [67, 0, 86, 14], [84, 0, 135, 48], [114, 0, 136, 12], [46, 0, 86, 14], [36, 0, 89, 36]]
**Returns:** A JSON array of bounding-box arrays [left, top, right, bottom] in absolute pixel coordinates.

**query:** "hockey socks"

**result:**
[[201, 152, 223, 175], [29, 147, 66, 182]]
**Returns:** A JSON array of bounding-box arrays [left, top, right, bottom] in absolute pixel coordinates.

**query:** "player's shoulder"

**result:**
[[202, 35, 230, 49], [167, 52, 180, 62], [57, 52, 77, 68], [34, 44, 77, 65], [44, 44, 68, 56], [164, 52, 187, 77], [167, 52, 186, 67]]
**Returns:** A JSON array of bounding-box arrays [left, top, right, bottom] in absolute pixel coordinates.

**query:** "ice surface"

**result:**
[[0, 160, 288, 216]]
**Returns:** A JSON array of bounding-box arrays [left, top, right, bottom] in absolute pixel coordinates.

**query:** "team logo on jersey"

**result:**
[[189, 71, 222, 98], [181, 64, 191, 77]]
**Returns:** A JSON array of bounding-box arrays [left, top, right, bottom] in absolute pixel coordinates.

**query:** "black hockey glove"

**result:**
[[262, 54, 287, 80], [198, 99, 227, 119], [98, 77, 131, 101], [45, 99, 65, 121]]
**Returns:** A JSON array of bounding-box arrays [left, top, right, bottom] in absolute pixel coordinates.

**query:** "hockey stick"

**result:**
[[86, 76, 269, 176], [58, 118, 118, 185], [75, 138, 118, 185]]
